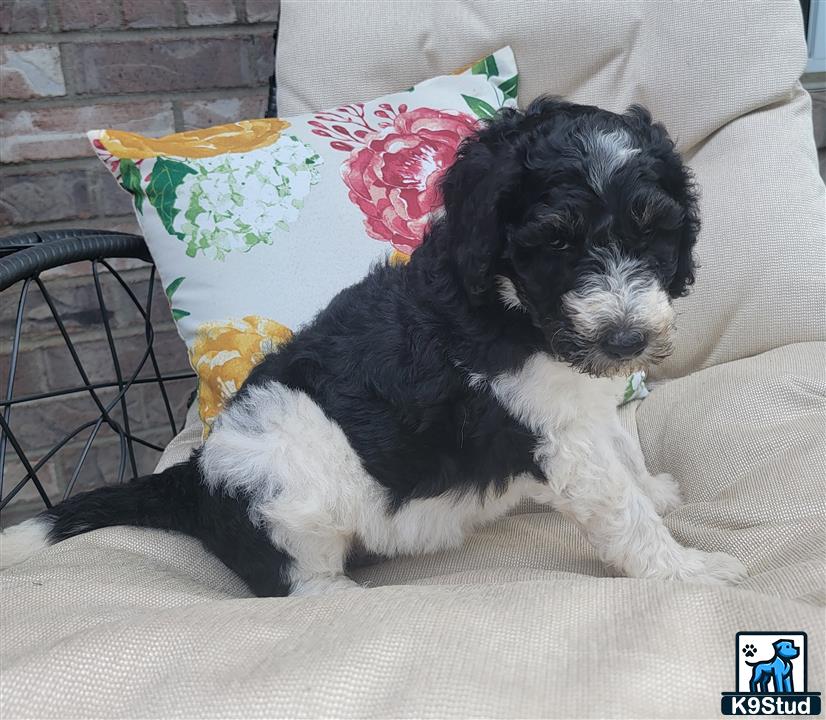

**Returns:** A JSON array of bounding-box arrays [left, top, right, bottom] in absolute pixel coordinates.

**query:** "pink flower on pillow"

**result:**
[[311, 104, 478, 256]]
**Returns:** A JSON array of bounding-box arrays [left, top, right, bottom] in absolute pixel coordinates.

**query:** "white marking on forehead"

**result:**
[[495, 275, 526, 312], [580, 129, 640, 194]]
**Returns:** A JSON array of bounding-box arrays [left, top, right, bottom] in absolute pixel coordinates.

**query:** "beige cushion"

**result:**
[[3, 2, 824, 717], [278, 0, 826, 380], [2, 344, 824, 718]]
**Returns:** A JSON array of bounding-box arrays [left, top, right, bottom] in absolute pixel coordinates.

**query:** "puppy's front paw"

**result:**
[[679, 549, 748, 586], [640, 472, 683, 515]]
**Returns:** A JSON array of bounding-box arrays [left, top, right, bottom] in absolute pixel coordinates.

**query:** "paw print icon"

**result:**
[[741, 643, 757, 658]]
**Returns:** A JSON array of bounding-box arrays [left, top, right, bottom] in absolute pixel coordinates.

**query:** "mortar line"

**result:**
[[1, 84, 268, 112], [2, 22, 277, 45]]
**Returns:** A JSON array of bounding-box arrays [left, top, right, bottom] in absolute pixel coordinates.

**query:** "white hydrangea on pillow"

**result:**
[[172, 139, 323, 260]]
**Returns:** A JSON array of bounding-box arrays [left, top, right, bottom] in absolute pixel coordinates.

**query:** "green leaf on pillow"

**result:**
[[164, 277, 189, 322], [146, 157, 196, 239], [471, 54, 499, 78], [165, 276, 185, 300], [498, 75, 519, 101], [118, 159, 144, 214], [462, 94, 496, 120]]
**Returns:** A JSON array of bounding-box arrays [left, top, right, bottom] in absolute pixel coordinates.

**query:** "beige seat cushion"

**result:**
[[2, 344, 824, 718], [2, 2, 824, 718]]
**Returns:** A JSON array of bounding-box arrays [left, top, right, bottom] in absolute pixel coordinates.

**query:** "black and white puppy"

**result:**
[[1, 98, 747, 596]]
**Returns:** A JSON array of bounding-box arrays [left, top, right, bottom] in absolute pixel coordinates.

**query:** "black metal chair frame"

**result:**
[[0, 231, 197, 518]]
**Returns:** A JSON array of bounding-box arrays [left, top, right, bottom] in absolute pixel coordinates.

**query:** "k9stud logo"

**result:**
[[721, 632, 821, 716]]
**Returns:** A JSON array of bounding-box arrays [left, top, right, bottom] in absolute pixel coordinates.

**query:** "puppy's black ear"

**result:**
[[440, 113, 523, 304], [668, 178, 700, 297], [624, 104, 653, 127], [626, 104, 700, 297]]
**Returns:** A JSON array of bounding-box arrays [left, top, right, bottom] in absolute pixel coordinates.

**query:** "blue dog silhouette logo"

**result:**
[[746, 639, 799, 694], [721, 632, 821, 716]]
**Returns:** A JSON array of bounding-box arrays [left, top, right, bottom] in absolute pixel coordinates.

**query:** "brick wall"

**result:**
[[0, 0, 279, 523], [1, 0, 278, 236]]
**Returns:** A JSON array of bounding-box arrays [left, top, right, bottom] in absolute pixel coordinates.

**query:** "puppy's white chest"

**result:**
[[489, 352, 623, 486], [491, 353, 619, 433]]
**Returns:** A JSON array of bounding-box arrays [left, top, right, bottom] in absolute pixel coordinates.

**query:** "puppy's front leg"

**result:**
[[535, 420, 746, 583], [610, 428, 683, 515], [531, 424, 745, 583], [493, 356, 746, 584]]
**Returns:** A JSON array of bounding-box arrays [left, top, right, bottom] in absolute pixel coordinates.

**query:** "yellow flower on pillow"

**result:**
[[389, 250, 410, 266], [190, 316, 293, 428], [96, 118, 290, 159]]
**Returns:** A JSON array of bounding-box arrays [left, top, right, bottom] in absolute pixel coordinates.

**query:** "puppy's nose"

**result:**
[[601, 329, 647, 359]]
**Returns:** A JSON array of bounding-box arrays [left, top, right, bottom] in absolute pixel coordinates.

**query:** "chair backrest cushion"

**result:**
[[277, 0, 826, 378]]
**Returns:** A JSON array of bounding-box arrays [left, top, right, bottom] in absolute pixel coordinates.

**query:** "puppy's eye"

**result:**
[[548, 236, 570, 251]]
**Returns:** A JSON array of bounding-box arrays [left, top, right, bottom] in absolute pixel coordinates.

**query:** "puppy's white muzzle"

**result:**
[[561, 249, 675, 376]]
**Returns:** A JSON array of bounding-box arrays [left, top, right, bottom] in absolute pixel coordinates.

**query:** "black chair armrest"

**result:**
[[0, 230, 195, 524]]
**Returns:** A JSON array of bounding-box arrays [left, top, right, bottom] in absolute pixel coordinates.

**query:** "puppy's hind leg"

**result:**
[[260, 494, 361, 597], [202, 381, 377, 597]]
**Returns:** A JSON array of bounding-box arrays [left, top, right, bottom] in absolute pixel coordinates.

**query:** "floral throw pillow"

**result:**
[[89, 47, 519, 429]]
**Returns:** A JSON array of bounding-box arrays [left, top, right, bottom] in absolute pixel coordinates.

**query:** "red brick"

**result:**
[[122, 0, 177, 28], [0, 101, 175, 163], [0, 170, 93, 227], [0, 0, 49, 33], [0, 344, 46, 397], [40, 328, 190, 396], [0, 276, 109, 341], [136, 375, 195, 429], [91, 163, 137, 217], [4, 422, 173, 506], [38, 255, 146, 282], [183, 0, 236, 26], [47, 428, 174, 496], [0, 455, 60, 516], [179, 95, 266, 129], [246, 0, 280, 23], [0, 419, 176, 518], [250, 32, 276, 84], [56, 0, 120, 30], [16, 391, 121, 453], [69, 36, 266, 95], [0, 44, 65, 100], [0, 258, 159, 343]]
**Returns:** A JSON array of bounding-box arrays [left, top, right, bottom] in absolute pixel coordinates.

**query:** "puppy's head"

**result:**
[[439, 97, 700, 377]]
